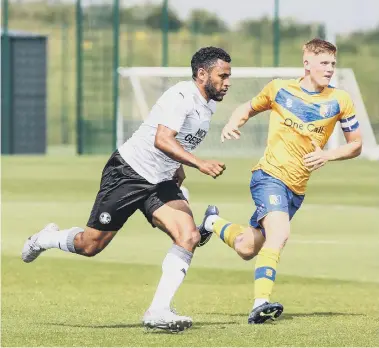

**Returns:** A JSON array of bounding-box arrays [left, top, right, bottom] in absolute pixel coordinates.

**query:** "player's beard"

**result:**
[[204, 78, 224, 102]]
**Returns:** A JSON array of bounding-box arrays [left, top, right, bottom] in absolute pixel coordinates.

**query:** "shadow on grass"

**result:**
[[198, 311, 364, 320], [44, 320, 238, 330], [43, 312, 364, 332], [281, 312, 365, 320]]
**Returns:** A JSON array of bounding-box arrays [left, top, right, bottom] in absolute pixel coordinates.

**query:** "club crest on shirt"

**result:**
[[319, 104, 331, 117]]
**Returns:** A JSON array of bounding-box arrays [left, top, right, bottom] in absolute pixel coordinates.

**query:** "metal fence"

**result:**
[[76, 0, 119, 154], [2, 0, 378, 154]]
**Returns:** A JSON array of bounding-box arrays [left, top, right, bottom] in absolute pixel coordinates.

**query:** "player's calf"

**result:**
[[21, 225, 117, 262], [73, 228, 117, 257]]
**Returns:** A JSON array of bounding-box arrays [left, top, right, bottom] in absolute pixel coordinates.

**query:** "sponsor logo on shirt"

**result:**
[[184, 128, 207, 150], [284, 118, 325, 134]]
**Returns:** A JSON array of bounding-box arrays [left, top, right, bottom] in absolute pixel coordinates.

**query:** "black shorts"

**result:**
[[87, 150, 186, 231]]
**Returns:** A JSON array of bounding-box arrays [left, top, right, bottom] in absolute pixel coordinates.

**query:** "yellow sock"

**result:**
[[254, 247, 280, 300], [213, 218, 244, 248]]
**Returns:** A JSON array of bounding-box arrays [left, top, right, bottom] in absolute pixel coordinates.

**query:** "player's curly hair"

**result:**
[[191, 47, 231, 80]]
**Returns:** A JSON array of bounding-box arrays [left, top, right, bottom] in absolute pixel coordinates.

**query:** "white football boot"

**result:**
[[142, 308, 193, 333], [21, 223, 59, 263]]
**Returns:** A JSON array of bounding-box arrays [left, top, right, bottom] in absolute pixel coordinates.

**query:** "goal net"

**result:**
[[117, 67, 378, 160]]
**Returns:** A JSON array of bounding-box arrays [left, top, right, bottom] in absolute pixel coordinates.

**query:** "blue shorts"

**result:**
[[249, 170, 305, 237]]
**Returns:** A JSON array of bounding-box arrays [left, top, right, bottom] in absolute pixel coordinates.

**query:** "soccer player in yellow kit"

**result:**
[[197, 39, 363, 324]]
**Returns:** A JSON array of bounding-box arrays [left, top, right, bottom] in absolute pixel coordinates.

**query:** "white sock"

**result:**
[[148, 245, 192, 312], [38, 227, 83, 253], [204, 215, 219, 232], [253, 298, 269, 309]]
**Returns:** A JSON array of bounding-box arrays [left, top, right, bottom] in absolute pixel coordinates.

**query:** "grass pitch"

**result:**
[[2, 156, 379, 346]]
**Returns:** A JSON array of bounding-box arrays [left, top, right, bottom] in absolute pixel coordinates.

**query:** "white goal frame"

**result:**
[[117, 67, 378, 160]]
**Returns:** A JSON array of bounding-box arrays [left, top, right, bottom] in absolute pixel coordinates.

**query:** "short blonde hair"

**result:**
[[303, 38, 337, 56]]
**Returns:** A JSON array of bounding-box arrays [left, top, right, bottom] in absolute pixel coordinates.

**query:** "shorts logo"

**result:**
[[99, 212, 111, 224], [269, 195, 281, 205]]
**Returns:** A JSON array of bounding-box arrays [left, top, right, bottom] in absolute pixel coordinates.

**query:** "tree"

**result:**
[[280, 19, 312, 39], [187, 9, 228, 34], [145, 5, 182, 32], [239, 17, 313, 39], [238, 17, 272, 37]]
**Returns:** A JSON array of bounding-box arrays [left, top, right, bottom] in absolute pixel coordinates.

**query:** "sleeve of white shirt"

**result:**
[[156, 91, 193, 133]]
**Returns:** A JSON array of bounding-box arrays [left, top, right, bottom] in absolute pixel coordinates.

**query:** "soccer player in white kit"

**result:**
[[22, 47, 232, 332]]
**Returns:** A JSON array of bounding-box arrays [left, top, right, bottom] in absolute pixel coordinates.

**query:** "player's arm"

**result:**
[[325, 129, 362, 161], [221, 80, 275, 142], [303, 130, 362, 171], [155, 125, 200, 168], [220, 102, 260, 142], [154, 125, 225, 179], [329, 95, 362, 160], [303, 96, 362, 171]]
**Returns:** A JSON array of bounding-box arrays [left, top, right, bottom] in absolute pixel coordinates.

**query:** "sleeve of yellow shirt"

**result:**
[[339, 92, 356, 120], [251, 79, 277, 112], [339, 92, 359, 132]]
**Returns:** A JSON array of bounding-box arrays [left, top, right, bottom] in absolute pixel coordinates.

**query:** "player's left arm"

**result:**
[[303, 94, 362, 171], [327, 128, 362, 161], [304, 130, 362, 171]]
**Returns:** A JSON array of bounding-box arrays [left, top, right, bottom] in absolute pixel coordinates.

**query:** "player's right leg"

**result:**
[[22, 150, 146, 263], [247, 170, 304, 324], [140, 183, 196, 332], [247, 211, 289, 324]]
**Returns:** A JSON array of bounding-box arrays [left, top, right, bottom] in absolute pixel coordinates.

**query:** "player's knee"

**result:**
[[176, 226, 200, 248], [235, 244, 256, 261], [233, 235, 257, 261], [81, 240, 104, 257], [237, 250, 254, 261], [276, 229, 290, 249], [265, 230, 289, 250]]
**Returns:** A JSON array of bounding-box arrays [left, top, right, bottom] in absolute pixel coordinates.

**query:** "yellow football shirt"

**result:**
[[251, 78, 358, 194]]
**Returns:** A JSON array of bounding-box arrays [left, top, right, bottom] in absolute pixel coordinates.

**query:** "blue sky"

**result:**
[[117, 0, 379, 34]]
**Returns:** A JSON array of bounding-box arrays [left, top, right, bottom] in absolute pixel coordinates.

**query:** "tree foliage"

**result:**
[[187, 9, 228, 34]]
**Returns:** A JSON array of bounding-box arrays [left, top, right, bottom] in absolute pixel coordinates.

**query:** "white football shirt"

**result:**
[[118, 81, 217, 184]]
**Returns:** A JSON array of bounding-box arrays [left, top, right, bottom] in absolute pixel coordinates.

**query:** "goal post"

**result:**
[[117, 67, 378, 159]]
